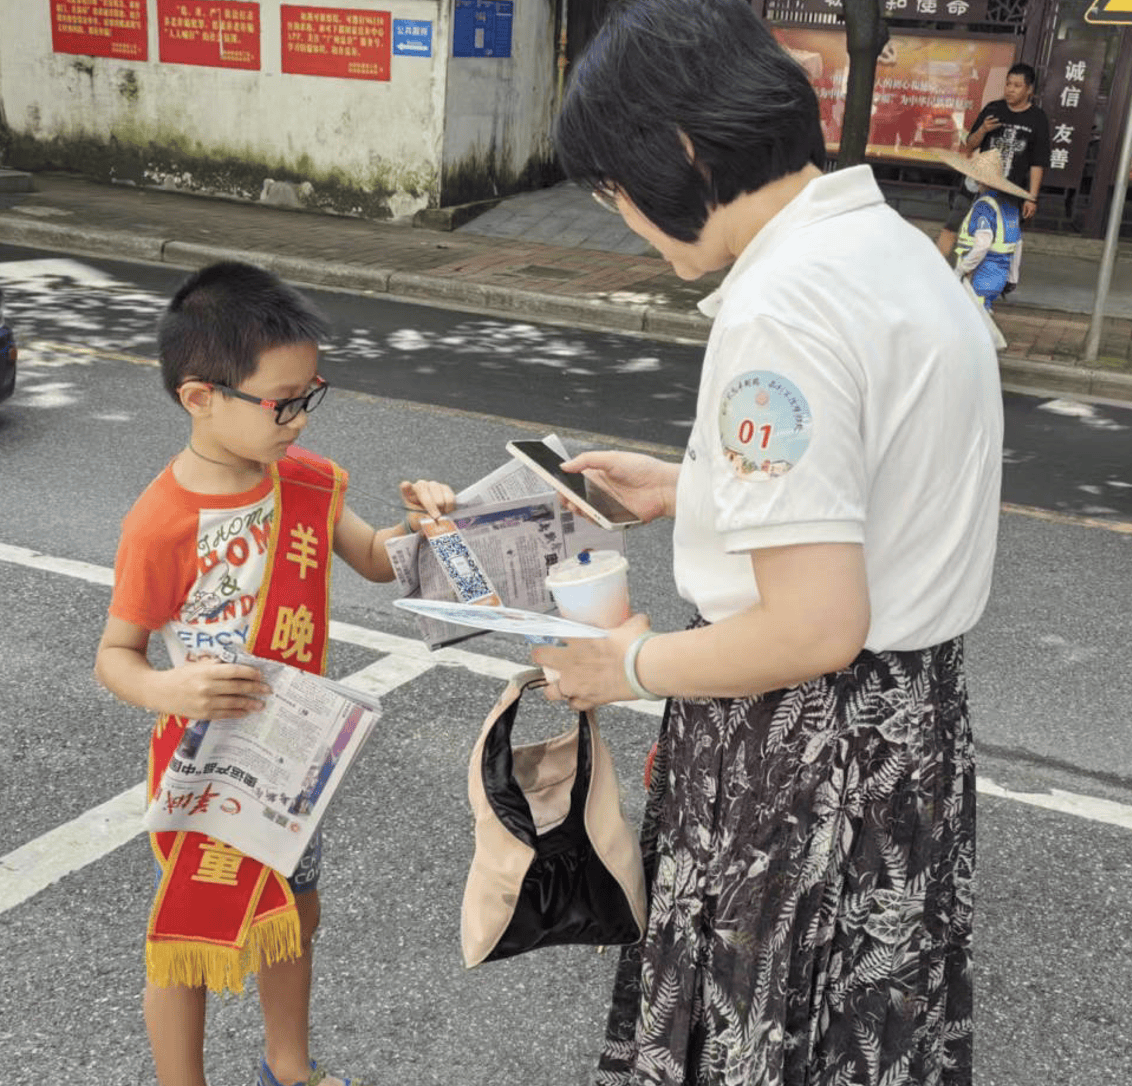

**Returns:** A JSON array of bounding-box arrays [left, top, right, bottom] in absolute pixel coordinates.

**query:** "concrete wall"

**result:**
[[441, 0, 559, 206], [0, 1, 560, 219]]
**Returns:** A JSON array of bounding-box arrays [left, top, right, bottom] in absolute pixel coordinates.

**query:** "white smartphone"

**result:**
[[505, 440, 642, 531]]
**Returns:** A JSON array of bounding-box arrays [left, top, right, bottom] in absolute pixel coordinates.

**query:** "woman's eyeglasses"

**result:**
[[209, 375, 329, 425], [591, 184, 620, 214]]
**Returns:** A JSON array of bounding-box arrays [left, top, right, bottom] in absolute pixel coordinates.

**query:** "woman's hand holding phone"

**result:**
[[559, 451, 681, 524]]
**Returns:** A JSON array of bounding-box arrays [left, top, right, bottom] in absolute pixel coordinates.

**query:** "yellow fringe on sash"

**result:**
[[146, 911, 302, 994]]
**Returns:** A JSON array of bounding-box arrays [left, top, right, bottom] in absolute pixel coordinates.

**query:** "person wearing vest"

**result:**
[[956, 190, 1022, 311], [936, 148, 1031, 312], [935, 62, 1050, 271], [94, 261, 457, 1086]]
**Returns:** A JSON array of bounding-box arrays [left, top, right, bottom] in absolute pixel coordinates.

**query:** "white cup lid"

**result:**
[[545, 549, 628, 586]]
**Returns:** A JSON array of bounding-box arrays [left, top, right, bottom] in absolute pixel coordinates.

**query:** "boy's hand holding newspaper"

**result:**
[[158, 656, 273, 720], [399, 477, 458, 530]]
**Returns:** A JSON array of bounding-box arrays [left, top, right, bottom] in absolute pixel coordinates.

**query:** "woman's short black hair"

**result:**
[[553, 0, 825, 243], [157, 261, 329, 402]]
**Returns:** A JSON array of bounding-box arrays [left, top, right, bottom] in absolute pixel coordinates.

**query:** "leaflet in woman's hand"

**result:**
[[393, 597, 607, 640]]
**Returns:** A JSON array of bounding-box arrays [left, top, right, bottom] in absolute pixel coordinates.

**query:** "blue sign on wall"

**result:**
[[393, 19, 433, 58], [452, 0, 513, 58]]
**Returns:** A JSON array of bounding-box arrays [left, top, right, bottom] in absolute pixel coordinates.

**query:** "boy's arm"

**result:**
[[95, 615, 270, 719], [333, 478, 457, 583], [333, 506, 409, 583]]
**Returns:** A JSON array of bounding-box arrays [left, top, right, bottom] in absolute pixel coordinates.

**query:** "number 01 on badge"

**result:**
[[419, 517, 502, 606]]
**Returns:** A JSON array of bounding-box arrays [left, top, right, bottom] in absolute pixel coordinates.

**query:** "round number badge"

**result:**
[[718, 370, 812, 479]]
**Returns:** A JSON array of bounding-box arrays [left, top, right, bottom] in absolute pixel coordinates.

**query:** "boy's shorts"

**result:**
[[152, 827, 323, 894]]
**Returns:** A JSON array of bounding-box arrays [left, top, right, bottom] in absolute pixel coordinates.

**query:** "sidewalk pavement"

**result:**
[[2, 170, 1131, 404]]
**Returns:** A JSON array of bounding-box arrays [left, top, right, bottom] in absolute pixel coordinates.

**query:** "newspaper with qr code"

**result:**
[[143, 648, 381, 876], [385, 435, 626, 649]]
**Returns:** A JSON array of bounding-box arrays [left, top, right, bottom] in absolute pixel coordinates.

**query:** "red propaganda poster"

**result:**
[[772, 29, 1017, 166], [158, 1, 261, 70], [51, 0, 148, 61], [281, 6, 391, 81]]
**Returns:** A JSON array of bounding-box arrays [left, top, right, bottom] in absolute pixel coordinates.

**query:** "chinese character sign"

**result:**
[[782, 0, 989, 22], [771, 29, 1017, 166], [158, 1, 261, 70], [281, 5, 391, 81], [452, 0, 513, 59], [51, 0, 148, 61], [1042, 38, 1106, 190], [393, 18, 433, 57]]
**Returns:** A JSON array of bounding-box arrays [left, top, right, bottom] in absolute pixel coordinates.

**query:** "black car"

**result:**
[[0, 288, 16, 404]]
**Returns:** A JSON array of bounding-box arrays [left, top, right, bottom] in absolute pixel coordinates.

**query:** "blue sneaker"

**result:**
[[257, 1057, 373, 1086]]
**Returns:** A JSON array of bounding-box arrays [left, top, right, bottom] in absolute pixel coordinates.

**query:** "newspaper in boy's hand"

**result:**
[[143, 648, 381, 876]]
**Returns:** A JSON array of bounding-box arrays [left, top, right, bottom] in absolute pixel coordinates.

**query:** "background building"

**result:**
[[0, 0, 1127, 237], [759, 0, 1128, 238], [0, 0, 562, 220]]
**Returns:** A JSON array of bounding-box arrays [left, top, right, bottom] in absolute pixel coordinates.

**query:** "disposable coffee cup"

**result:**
[[545, 550, 630, 630]]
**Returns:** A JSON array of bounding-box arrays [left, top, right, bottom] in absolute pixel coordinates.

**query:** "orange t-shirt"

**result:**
[[110, 455, 346, 667]]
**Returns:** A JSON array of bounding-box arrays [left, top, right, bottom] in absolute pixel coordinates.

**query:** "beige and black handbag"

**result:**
[[461, 669, 647, 968]]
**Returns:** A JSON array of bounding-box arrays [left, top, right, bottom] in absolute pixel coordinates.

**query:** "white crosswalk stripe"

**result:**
[[1, 542, 1129, 916]]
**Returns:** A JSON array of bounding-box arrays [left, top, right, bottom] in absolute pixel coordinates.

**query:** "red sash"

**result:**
[[146, 448, 346, 993]]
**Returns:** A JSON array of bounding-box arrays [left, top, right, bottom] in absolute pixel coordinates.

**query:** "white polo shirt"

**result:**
[[673, 166, 1003, 652]]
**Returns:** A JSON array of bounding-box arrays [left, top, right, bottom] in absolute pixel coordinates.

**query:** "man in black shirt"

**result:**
[[937, 63, 1051, 277]]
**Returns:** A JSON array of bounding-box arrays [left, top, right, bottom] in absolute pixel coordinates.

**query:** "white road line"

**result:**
[[1, 541, 1130, 917], [980, 779, 1132, 831], [0, 650, 442, 914], [338, 654, 437, 699], [0, 542, 114, 586], [329, 619, 528, 682], [0, 783, 149, 913]]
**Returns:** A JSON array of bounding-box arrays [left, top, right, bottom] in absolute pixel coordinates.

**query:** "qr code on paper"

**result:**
[[428, 531, 494, 603]]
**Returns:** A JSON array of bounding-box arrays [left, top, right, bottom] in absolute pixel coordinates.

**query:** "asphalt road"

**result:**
[[1, 249, 1130, 1086], [2, 244, 1131, 520]]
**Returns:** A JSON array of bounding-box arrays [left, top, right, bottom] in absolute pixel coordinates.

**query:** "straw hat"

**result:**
[[934, 147, 1033, 202]]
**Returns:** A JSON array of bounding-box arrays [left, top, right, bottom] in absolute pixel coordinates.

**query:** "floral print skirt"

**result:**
[[597, 635, 974, 1086]]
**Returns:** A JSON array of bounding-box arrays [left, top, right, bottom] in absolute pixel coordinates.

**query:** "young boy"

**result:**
[[94, 261, 457, 1086]]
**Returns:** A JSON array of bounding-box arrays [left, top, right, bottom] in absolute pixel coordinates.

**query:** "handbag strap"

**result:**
[[480, 677, 592, 851]]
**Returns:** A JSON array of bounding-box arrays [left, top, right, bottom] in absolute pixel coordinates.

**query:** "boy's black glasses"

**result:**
[[209, 375, 329, 424]]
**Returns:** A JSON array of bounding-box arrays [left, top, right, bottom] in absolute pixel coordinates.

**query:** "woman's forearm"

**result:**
[[634, 598, 868, 700], [635, 543, 870, 699]]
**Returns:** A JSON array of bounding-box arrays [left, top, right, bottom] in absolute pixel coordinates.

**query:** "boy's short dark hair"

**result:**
[[157, 261, 329, 402], [1008, 62, 1037, 88], [553, 0, 825, 243]]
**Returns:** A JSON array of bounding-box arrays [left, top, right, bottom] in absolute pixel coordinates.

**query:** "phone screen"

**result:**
[[508, 441, 640, 526]]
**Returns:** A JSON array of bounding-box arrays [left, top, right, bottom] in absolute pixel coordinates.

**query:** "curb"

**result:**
[[905, 216, 1132, 263], [161, 241, 394, 293], [2, 215, 1128, 404], [412, 197, 503, 232], [0, 169, 34, 194], [998, 355, 1132, 402], [386, 271, 650, 332], [0, 216, 166, 262]]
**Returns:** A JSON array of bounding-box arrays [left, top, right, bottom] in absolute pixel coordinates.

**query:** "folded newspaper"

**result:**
[[143, 647, 381, 876], [386, 435, 626, 649]]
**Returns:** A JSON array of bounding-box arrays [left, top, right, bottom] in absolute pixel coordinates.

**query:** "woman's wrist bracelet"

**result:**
[[624, 631, 665, 701], [400, 513, 416, 534]]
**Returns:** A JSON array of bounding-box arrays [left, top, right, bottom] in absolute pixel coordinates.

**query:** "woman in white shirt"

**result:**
[[533, 2, 1002, 1084]]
